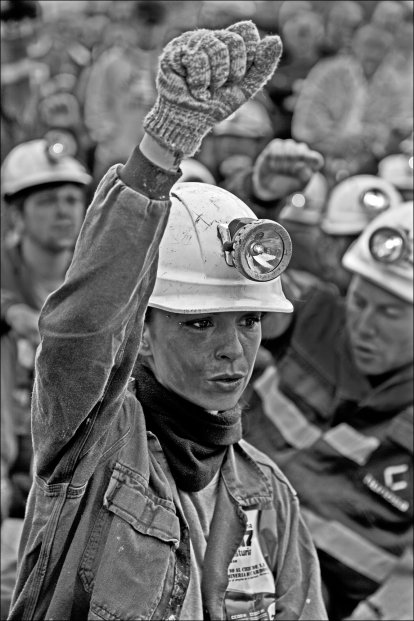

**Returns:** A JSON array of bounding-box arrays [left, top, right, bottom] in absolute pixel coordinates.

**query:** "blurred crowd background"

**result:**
[[1, 0, 413, 191], [1, 1, 413, 619]]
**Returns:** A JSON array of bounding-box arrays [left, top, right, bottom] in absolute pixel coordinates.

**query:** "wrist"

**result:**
[[143, 98, 212, 159], [139, 133, 182, 172], [252, 167, 282, 201], [120, 145, 182, 199]]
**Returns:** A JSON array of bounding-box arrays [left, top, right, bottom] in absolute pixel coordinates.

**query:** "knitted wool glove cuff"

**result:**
[[143, 21, 282, 158], [144, 99, 212, 159]]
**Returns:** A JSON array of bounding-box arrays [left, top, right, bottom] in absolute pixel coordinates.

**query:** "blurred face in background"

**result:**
[[371, 1, 405, 36], [18, 183, 86, 253], [353, 26, 392, 78], [282, 12, 324, 60], [1, 16, 41, 61], [346, 275, 413, 376], [325, 1, 363, 53]]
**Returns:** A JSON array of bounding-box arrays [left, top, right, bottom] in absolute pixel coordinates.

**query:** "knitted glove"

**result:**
[[143, 21, 282, 158]]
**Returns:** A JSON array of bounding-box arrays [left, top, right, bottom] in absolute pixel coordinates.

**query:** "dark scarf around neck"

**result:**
[[134, 363, 242, 492]]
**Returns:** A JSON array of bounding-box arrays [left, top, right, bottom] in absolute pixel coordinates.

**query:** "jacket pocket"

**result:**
[[79, 465, 180, 620]]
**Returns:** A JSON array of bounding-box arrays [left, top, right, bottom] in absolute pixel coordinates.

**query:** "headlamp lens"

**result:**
[[368, 227, 405, 263], [45, 130, 77, 161], [232, 220, 292, 281], [360, 189, 391, 217], [291, 193, 306, 208]]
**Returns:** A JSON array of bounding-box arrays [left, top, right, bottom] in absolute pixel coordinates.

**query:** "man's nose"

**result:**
[[355, 306, 377, 338]]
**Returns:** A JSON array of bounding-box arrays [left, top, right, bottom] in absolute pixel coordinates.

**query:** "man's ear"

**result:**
[[139, 323, 153, 358], [8, 204, 25, 238]]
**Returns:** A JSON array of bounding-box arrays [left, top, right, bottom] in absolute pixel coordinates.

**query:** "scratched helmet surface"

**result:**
[[149, 183, 293, 313]]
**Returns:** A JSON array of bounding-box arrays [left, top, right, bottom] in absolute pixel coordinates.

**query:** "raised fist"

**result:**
[[144, 21, 283, 157], [252, 139, 324, 201]]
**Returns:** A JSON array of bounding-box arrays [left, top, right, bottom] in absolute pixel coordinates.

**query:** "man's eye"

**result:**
[[383, 306, 402, 319], [184, 319, 213, 331], [65, 196, 80, 206], [351, 295, 366, 309], [36, 197, 54, 207]]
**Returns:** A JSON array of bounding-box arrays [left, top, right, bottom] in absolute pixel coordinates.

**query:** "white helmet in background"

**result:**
[[149, 183, 293, 314], [342, 201, 413, 303], [178, 159, 216, 185], [378, 154, 413, 192], [280, 172, 329, 225], [1, 138, 91, 200], [321, 174, 402, 235]]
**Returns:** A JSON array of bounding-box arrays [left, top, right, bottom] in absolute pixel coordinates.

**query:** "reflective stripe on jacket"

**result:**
[[243, 286, 413, 595]]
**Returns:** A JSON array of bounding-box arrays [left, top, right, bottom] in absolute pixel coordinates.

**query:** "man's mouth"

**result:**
[[352, 343, 377, 359]]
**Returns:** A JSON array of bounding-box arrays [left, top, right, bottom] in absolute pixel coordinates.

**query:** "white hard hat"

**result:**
[[321, 174, 403, 235], [1, 138, 91, 199], [178, 159, 216, 185], [280, 172, 329, 225], [213, 100, 273, 139], [149, 183, 293, 314], [342, 201, 413, 303], [378, 154, 414, 191]]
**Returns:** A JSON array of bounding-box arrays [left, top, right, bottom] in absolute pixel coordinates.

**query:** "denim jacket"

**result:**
[[9, 151, 326, 621]]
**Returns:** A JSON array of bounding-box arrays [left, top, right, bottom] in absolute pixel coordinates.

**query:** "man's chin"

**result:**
[[353, 354, 384, 377], [47, 240, 76, 253]]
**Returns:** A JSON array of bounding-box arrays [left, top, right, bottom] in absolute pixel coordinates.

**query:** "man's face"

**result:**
[[346, 275, 413, 375], [21, 183, 86, 252], [141, 309, 262, 411], [354, 35, 389, 78]]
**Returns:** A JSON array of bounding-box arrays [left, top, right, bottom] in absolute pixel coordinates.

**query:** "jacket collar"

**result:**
[[360, 361, 414, 413], [147, 432, 273, 509], [220, 443, 273, 509]]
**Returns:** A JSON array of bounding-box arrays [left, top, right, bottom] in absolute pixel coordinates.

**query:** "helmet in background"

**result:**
[[378, 154, 413, 193], [342, 201, 413, 303], [280, 172, 329, 226], [321, 174, 402, 235], [1, 138, 91, 200], [178, 159, 216, 185]]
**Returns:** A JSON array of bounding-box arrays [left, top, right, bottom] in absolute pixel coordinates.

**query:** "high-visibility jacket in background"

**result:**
[[243, 285, 413, 620]]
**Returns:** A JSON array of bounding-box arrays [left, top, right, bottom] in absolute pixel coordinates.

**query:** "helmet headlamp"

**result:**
[[359, 188, 391, 217], [218, 218, 292, 281], [45, 131, 75, 163], [290, 193, 306, 208], [368, 226, 411, 264]]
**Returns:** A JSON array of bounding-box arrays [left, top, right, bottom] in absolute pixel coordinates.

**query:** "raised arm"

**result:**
[[32, 22, 283, 477]]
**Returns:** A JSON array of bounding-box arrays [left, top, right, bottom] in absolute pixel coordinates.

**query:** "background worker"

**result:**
[[315, 174, 403, 295], [9, 21, 327, 621], [0, 138, 91, 617], [244, 202, 413, 620]]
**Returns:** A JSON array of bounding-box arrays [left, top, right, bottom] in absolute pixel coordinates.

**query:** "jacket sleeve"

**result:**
[[31, 148, 180, 479], [346, 546, 413, 621]]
